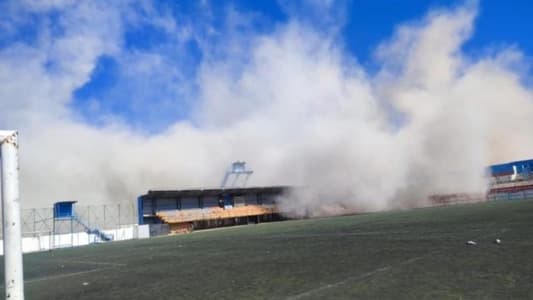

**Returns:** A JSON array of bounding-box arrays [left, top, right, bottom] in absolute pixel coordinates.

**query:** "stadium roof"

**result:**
[[141, 186, 291, 199], [489, 159, 533, 176]]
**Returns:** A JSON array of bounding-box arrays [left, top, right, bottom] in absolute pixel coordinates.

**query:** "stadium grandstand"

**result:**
[[488, 159, 533, 200], [137, 162, 291, 233], [429, 158, 533, 206], [137, 186, 289, 233]]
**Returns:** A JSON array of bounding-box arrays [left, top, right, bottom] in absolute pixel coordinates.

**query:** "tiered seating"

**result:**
[[157, 209, 205, 223], [157, 205, 278, 224], [489, 178, 533, 193]]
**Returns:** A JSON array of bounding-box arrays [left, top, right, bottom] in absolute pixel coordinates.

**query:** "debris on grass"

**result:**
[[466, 240, 477, 245], [495, 238, 501, 244]]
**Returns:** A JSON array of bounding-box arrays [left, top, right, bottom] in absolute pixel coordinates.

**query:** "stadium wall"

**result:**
[[0, 224, 150, 255]]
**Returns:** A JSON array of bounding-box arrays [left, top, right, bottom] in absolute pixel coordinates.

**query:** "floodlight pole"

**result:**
[[0, 130, 24, 300]]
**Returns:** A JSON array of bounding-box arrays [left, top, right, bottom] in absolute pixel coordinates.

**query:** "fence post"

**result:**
[[32, 208, 36, 234]]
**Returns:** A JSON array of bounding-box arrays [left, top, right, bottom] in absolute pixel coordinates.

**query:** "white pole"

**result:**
[[0, 130, 24, 300]]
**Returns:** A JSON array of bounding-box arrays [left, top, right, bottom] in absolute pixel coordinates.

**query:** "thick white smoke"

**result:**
[[1, 1, 532, 216]]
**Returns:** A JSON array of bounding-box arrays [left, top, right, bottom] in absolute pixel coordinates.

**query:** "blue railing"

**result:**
[[73, 215, 113, 241]]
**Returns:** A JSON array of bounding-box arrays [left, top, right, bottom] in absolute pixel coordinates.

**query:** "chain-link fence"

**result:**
[[73, 202, 137, 230], [2, 202, 137, 239], [20, 207, 54, 238]]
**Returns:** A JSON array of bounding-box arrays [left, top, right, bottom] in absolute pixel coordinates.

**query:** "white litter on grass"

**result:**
[[495, 238, 501, 244], [82, 282, 89, 286], [466, 240, 477, 245]]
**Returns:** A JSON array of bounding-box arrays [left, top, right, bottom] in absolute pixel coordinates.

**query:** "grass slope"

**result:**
[[2, 199, 533, 299]]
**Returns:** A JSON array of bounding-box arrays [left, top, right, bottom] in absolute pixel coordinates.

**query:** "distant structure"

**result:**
[[220, 161, 253, 188], [430, 158, 533, 206], [489, 159, 533, 182], [138, 161, 289, 233], [53, 201, 113, 246], [488, 159, 533, 200], [138, 186, 288, 233]]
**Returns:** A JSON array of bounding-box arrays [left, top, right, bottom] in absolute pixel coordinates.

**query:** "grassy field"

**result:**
[[2, 199, 533, 299]]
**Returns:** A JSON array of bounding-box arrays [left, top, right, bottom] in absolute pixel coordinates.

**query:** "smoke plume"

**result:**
[[1, 1, 532, 216]]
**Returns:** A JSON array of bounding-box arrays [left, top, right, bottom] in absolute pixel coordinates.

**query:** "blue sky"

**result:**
[[2, 0, 533, 133]]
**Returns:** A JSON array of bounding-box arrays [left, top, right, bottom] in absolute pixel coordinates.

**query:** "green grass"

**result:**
[[2, 199, 533, 299]]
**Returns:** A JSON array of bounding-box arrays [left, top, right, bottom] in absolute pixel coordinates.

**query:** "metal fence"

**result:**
[[487, 190, 533, 201], [2, 202, 137, 239], [73, 202, 137, 230]]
